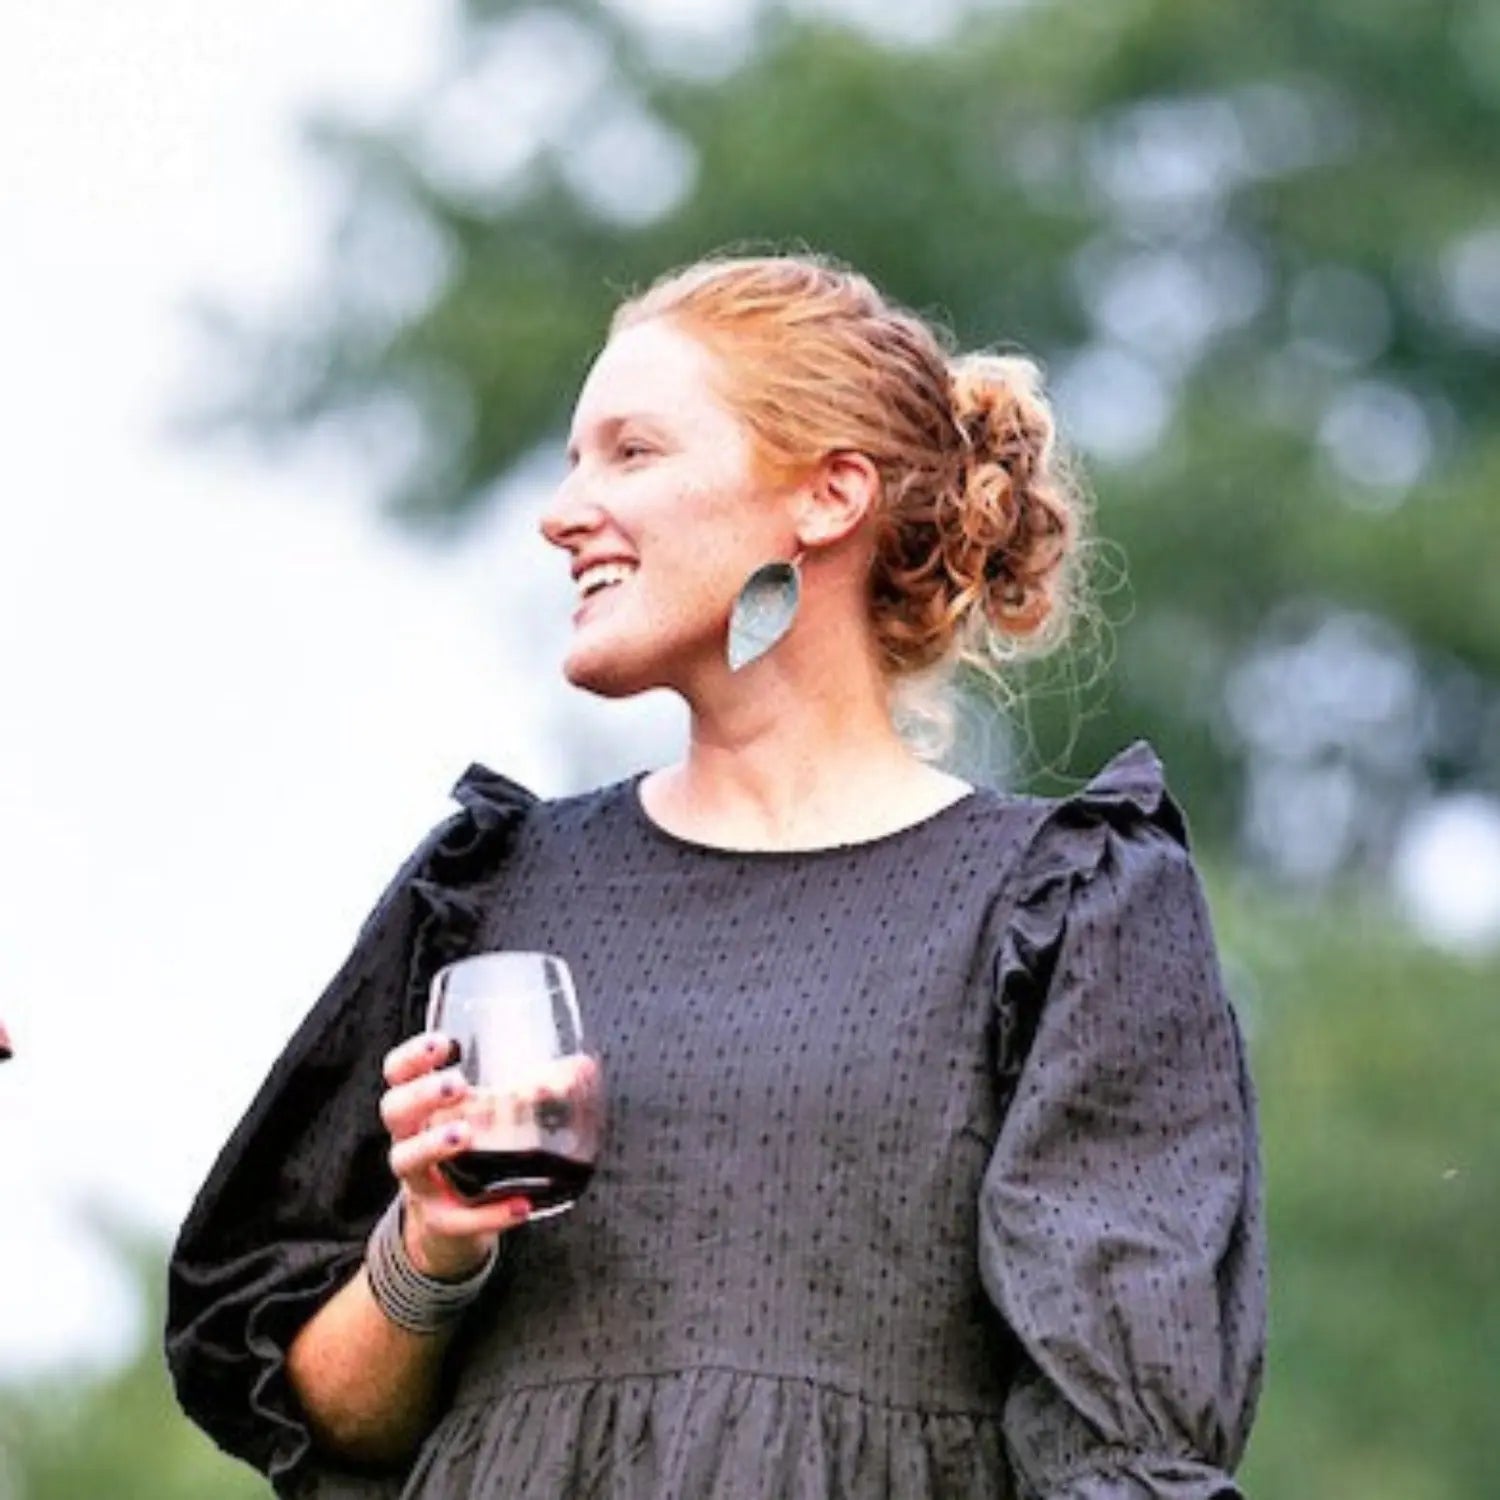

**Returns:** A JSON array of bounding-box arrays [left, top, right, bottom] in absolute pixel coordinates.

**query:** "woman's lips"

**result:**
[[571, 575, 630, 626]]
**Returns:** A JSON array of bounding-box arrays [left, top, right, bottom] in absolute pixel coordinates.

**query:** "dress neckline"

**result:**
[[625, 774, 984, 862]]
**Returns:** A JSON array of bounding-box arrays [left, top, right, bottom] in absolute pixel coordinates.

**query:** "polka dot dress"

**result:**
[[412, 743, 1264, 1499], [167, 743, 1265, 1500]]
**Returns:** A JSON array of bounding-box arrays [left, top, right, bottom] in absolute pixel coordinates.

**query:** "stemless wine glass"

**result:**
[[426, 951, 604, 1220]]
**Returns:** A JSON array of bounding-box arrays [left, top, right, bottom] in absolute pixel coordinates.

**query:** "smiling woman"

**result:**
[[166, 252, 1265, 1500], [546, 317, 783, 704]]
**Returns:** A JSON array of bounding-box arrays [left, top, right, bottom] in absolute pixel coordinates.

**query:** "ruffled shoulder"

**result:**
[[403, 765, 539, 999], [1015, 738, 1184, 881], [1075, 737, 1170, 814], [979, 744, 1264, 1491], [166, 763, 537, 1490], [996, 740, 1190, 1005], [449, 762, 538, 831]]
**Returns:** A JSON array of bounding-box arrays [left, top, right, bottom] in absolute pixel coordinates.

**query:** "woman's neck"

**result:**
[[641, 649, 968, 852]]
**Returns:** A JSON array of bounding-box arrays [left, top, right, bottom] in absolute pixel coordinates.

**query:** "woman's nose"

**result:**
[[539, 472, 606, 552]]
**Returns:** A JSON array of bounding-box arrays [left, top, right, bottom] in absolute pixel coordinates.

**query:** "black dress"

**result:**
[[166, 742, 1265, 1499]]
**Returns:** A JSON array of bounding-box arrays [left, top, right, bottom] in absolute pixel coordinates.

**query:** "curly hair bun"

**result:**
[[613, 254, 1086, 690], [944, 354, 1075, 647]]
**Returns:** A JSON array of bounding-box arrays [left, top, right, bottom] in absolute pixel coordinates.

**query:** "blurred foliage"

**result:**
[[197, 0, 1500, 860], [0, 1215, 268, 1500], [123, 2, 1500, 1496], [1215, 876, 1500, 1499], [3, 878, 1496, 1496]]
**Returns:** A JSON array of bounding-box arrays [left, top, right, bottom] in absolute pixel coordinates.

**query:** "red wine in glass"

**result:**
[[441, 1149, 596, 1213], [427, 953, 604, 1221]]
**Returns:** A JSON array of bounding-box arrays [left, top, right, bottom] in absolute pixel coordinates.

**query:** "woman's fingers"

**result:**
[[548, 1051, 601, 1095], [382, 1030, 455, 1088], [389, 1119, 530, 1236], [380, 1031, 469, 1146], [378, 1030, 540, 1277], [379, 1035, 601, 1245], [422, 1197, 533, 1248], [415, 1166, 533, 1238], [379, 1064, 469, 1141], [387, 1113, 472, 1183]]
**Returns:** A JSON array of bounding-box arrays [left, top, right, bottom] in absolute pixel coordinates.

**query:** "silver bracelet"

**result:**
[[365, 1197, 499, 1336]]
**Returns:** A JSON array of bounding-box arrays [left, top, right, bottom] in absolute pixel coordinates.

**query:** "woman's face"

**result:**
[[541, 319, 795, 699]]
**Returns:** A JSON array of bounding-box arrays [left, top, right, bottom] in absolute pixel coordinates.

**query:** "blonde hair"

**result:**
[[612, 253, 1089, 727]]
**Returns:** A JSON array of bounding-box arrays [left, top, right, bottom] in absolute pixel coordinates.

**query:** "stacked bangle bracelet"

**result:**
[[365, 1197, 499, 1335]]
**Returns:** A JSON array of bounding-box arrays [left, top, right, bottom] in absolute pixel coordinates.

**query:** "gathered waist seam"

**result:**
[[448, 1359, 1008, 1422]]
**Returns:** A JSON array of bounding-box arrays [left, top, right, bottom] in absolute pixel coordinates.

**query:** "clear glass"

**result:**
[[426, 951, 604, 1219]]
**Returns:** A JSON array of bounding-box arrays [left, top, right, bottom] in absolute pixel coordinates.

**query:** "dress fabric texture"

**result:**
[[166, 741, 1265, 1500]]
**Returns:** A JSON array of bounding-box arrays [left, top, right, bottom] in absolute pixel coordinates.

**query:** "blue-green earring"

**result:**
[[726, 554, 803, 671]]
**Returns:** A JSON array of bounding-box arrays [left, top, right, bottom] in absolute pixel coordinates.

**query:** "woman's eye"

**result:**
[[619, 441, 654, 463]]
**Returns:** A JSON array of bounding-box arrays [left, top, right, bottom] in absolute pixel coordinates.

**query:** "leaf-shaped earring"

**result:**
[[726, 556, 802, 672]]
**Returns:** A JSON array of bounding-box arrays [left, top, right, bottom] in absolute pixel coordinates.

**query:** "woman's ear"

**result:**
[[792, 450, 881, 549]]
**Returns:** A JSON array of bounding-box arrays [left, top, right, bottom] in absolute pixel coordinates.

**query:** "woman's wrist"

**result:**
[[365, 1198, 499, 1335], [402, 1204, 494, 1281]]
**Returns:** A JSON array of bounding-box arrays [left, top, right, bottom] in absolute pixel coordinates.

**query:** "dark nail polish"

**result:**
[[534, 1096, 573, 1131]]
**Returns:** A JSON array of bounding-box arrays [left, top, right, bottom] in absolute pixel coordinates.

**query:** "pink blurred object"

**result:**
[[0, 1021, 12, 1061]]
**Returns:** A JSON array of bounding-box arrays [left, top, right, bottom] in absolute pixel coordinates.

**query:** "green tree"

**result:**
[[0, 1215, 269, 1499], [162, 6, 1500, 1495], [198, 0, 1500, 852], [1217, 876, 1500, 1498]]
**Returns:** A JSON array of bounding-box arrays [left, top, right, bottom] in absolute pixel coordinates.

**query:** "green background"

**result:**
[[5, 1, 1497, 1494]]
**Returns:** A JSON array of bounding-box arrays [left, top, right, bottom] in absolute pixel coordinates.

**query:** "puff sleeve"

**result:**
[[165, 765, 535, 1495], [980, 743, 1266, 1498]]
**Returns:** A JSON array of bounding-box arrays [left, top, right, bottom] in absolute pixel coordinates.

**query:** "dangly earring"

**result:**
[[726, 552, 804, 671]]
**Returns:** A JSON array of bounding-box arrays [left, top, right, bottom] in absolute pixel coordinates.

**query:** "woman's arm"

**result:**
[[286, 1265, 459, 1466], [165, 765, 537, 1490], [286, 1030, 531, 1466], [981, 754, 1266, 1497]]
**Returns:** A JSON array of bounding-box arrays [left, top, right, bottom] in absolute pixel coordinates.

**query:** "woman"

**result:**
[[167, 254, 1265, 1499]]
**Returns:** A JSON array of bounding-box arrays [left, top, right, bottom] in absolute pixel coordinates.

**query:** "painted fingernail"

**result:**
[[511, 1198, 532, 1223], [534, 1096, 573, 1131], [444, 1125, 464, 1146]]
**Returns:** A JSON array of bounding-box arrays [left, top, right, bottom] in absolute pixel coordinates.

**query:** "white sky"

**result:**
[[0, 0, 683, 1376], [1, 0, 1496, 1383]]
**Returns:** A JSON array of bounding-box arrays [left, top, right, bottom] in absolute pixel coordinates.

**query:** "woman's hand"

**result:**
[[379, 1032, 532, 1279]]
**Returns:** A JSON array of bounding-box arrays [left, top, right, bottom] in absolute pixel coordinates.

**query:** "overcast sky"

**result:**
[[3, 0, 1497, 1381], [0, 0, 680, 1375]]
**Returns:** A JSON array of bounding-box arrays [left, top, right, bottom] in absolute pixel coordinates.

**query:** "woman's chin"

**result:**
[[561, 615, 716, 700], [562, 642, 656, 700]]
